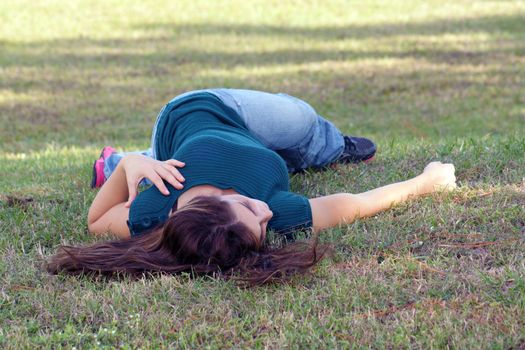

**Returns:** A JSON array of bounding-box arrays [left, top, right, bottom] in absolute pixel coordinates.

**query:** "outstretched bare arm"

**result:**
[[309, 162, 456, 232]]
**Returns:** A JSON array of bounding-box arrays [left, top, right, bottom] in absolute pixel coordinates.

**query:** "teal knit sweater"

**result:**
[[128, 93, 312, 237]]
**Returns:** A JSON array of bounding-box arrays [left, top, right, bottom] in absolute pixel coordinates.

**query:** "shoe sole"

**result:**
[[90, 146, 115, 189], [363, 153, 376, 163], [90, 159, 98, 188], [90, 158, 105, 188]]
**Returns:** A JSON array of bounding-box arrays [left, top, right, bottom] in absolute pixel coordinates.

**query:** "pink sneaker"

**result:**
[[90, 146, 115, 188]]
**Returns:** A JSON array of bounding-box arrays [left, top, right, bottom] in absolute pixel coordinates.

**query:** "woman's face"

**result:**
[[219, 194, 273, 243]]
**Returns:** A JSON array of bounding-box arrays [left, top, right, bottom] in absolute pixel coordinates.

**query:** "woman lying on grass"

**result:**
[[47, 89, 456, 285]]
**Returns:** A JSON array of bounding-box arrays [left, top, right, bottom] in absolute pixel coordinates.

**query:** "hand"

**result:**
[[121, 154, 185, 207], [421, 161, 457, 193]]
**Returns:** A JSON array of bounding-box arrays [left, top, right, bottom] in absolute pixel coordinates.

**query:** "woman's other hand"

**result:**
[[421, 161, 457, 193], [121, 154, 185, 207]]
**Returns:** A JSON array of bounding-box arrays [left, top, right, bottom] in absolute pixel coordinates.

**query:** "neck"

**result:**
[[177, 185, 237, 209]]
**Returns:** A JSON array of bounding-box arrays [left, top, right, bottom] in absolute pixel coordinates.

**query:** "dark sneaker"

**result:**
[[336, 135, 376, 164], [90, 146, 115, 188]]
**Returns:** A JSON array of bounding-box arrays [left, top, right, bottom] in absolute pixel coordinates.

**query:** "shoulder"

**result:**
[[267, 191, 312, 234]]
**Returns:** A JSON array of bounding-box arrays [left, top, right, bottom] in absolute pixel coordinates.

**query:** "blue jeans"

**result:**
[[104, 89, 345, 179]]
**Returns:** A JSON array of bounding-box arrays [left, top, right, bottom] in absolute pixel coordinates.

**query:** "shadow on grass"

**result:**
[[0, 13, 524, 150], [133, 13, 525, 39], [1, 14, 524, 69]]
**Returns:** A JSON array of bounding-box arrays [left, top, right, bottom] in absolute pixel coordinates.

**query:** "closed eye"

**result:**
[[239, 201, 256, 215]]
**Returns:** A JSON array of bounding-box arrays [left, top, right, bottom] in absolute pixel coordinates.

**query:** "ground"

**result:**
[[0, 0, 524, 348]]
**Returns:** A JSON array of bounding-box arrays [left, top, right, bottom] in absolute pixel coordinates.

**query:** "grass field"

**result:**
[[1, 0, 524, 348]]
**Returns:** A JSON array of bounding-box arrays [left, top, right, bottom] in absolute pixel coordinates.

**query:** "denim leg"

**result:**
[[208, 89, 345, 172], [148, 89, 345, 173], [276, 112, 344, 172], [103, 149, 153, 185]]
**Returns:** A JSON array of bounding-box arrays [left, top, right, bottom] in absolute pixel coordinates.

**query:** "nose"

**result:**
[[262, 206, 273, 222], [253, 200, 273, 222]]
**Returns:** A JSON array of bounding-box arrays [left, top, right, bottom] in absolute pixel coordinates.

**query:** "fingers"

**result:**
[[144, 159, 186, 193], [441, 163, 457, 191], [125, 180, 139, 208], [163, 163, 185, 183], [425, 161, 454, 172], [165, 159, 185, 168], [156, 166, 184, 190], [150, 173, 171, 196], [159, 159, 185, 188]]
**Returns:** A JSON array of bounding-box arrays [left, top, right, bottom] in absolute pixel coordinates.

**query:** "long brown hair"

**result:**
[[47, 196, 330, 286]]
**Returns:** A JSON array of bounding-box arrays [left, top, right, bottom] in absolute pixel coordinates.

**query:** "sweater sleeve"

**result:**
[[267, 191, 312, 238]]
